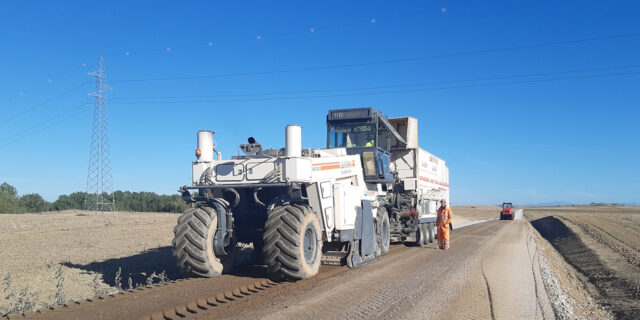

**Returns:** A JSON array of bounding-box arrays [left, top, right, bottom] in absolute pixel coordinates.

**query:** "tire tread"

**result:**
[[263, 204, 320, 281], [172, 206, 224, 278]]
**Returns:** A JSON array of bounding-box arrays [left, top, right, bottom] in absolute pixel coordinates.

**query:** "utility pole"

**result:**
[[84, 54, 115, 214]]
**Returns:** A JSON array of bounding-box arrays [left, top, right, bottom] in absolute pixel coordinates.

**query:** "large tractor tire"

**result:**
[[172, 206, 237, 278], [263, 204, 322, 281], [375, 207, 391, 257]]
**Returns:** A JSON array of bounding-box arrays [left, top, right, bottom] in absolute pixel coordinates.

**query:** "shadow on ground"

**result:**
[[63, 246, 265, 289], [63, 246, 184, 288]]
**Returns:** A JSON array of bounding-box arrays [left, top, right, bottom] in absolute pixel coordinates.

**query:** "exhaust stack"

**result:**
[[197, 130, 214, 162], [285, 125, 302, 157]]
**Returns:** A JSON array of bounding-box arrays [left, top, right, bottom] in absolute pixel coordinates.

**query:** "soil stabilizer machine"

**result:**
[[173, 107, 450, 281]]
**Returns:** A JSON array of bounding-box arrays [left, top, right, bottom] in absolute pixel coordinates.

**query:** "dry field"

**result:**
[[0, 210, 181, 314], [527, 205, 640, 319], [450, 205, 501, 225]]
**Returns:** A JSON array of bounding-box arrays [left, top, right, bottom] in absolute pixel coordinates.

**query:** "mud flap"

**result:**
[[347, 200, 378, 268]]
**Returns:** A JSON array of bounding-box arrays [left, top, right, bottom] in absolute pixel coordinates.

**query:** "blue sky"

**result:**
[[0, 1, 638, 205]]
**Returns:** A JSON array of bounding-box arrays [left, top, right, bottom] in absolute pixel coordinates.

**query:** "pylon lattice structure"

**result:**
[[84, 54, 115, 214]]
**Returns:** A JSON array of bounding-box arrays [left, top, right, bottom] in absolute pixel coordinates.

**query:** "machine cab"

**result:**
[[326, 108, 406, 183], [502, 202, 513, 214]]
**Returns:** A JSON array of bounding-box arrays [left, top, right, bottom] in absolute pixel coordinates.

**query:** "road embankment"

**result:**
[[529, 208, 640, 319]]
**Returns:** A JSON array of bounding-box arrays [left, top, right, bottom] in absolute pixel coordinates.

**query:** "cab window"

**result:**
[[377, 122, 391, 151], [329, 123, 375, 148]]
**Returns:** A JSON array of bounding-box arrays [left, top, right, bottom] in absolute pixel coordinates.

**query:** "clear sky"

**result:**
[[0, 1, 638, 205]]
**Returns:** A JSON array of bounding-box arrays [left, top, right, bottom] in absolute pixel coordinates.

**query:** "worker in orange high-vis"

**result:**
[[436, 199, 453, 250]]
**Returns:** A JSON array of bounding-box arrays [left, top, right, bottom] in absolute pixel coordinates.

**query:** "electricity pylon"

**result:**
[[84, 54, 115, 214]]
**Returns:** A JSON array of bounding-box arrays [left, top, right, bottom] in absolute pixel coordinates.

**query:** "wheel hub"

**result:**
[[303, 226, 317, 263]]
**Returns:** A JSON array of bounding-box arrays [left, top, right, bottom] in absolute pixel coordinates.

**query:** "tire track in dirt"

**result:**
[[564, 216, 640, 269], [480, 257, 496, 320], [444, 266, 492, 320], [12, 265, 345, 320], [225, 221, 502, 319], [601, 217, 640, 240], [479, 221, 549, 320]]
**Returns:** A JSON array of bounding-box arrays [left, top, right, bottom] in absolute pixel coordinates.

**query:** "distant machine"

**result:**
[[500, 202, 514, 220], [173, 107, 450, 281]]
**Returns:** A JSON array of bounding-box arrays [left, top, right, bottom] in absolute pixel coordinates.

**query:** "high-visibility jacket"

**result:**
[[437, 206, 453, 249], [437, 206, 452, 227]]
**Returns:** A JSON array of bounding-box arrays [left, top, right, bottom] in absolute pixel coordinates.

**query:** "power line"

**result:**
[[110, 33, 640, 83], [114, 65, 640, 100], [0, 81, 89, 126], [0, 103, 91, 147], [0, 4, 451, 103], [4, 65, 637, 146], [0, 67, 87, 108], [103, 3, 459, 57], [3, 67, 638, 148], [109, 70, 640, 105]]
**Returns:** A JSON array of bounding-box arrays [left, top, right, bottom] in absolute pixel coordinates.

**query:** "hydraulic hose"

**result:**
[[253, 187, 266, 207], [223, 188, 240, 208]]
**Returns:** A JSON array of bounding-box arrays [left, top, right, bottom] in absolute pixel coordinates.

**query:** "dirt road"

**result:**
[[17, 219, 560, 320], [229, 220, 551, 320]]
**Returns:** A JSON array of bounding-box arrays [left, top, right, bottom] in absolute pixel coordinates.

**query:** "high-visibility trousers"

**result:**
[[437, 224, 450, 249]]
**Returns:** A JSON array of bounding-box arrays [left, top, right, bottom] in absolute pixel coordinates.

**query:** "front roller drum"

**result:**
[[263, 204, 323, 281], [172, 206, 237, 277]]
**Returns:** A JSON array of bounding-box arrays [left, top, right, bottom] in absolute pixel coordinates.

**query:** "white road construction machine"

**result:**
[[173, 107, 450, 281]]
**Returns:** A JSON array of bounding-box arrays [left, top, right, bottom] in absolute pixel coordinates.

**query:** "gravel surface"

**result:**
[[211, 220, 556, 320]]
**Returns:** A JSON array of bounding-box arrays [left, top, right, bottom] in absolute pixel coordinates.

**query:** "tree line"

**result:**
[[0, 182, 187, 214]]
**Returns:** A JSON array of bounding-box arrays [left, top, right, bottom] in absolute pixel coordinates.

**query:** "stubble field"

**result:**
[[0, 210, 181, 314]]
